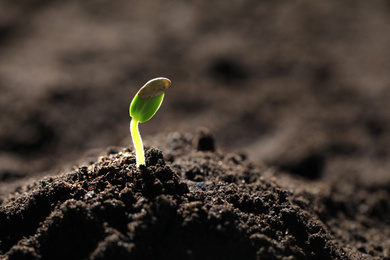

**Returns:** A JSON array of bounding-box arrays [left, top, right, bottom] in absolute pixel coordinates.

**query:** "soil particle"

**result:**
[[192, 127, 216, 152]]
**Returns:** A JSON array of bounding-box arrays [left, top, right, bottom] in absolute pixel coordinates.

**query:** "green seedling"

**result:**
[[129, 77, 171, 167]]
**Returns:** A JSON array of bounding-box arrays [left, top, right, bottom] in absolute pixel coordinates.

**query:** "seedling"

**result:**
[[129, 77, 171, 167]]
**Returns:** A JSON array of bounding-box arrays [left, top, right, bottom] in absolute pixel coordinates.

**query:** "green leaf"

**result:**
[[130, 77, 171, 123]]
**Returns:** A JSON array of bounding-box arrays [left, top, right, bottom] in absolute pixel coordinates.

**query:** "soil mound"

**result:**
[[1, 132, 389, 259]]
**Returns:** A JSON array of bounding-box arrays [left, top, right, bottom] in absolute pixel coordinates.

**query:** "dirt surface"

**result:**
[[1, 0, 390, 259], [1, 132, 388, 259]]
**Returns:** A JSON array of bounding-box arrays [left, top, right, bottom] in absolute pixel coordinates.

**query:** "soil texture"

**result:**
[[1, 132, 389, 259]]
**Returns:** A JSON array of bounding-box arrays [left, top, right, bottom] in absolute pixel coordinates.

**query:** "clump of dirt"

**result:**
[[0, 131, 389, 259]]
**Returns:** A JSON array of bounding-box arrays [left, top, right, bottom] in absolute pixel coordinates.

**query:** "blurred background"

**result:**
[[0, 0, 390, 185]]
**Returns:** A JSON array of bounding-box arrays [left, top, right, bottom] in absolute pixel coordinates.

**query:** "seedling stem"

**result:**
[[130, 119, 145, 167]]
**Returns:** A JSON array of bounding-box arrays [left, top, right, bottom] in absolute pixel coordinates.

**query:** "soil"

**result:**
[[1, 131, 389, 259], [1, 0, 390, 259]]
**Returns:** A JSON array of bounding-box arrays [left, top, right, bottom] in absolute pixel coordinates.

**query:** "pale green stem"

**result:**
[[130, 119, 145, 167]]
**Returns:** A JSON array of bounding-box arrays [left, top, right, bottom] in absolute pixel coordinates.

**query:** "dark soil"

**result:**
[[1, 0, 390, 259], [1, 131, 389, 259]]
